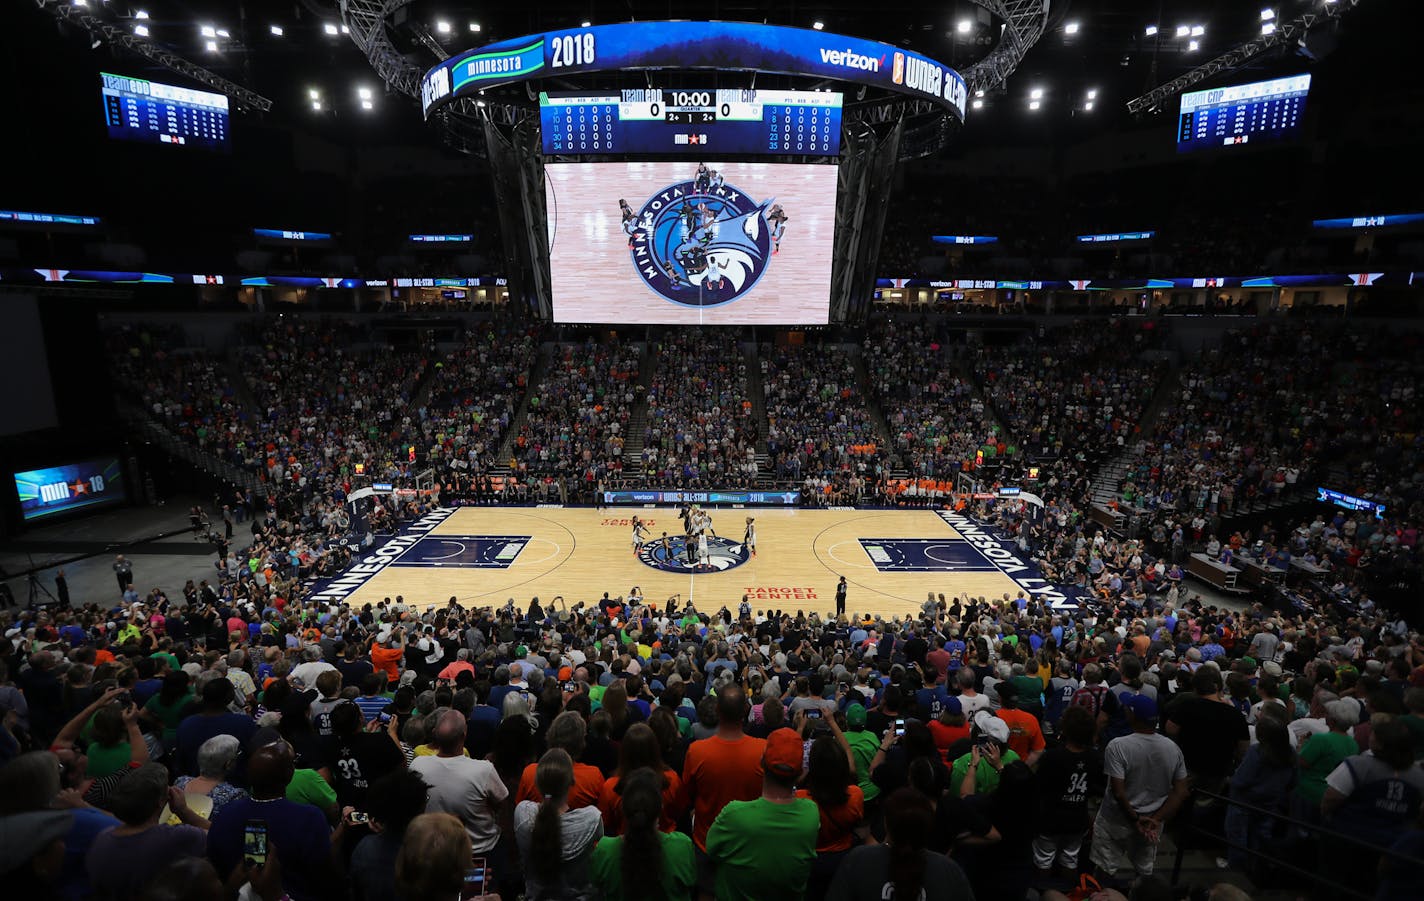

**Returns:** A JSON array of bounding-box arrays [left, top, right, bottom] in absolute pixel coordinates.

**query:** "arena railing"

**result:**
[[1169, 786, 1424, 899]]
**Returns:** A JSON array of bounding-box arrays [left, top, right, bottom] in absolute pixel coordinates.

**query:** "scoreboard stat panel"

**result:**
[[101, 72, 230, 151], [1177, 74, 1310, 153]]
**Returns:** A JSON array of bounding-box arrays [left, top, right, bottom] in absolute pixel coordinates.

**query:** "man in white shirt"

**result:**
[[290, 645, 338, 689], [411, 709, 509, 855]]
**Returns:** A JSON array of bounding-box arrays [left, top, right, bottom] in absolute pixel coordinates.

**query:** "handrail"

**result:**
[[1171, 786, 1424, 899]]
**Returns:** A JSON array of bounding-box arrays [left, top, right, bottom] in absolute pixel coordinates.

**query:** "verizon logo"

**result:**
[[820, 47, 883, 72]]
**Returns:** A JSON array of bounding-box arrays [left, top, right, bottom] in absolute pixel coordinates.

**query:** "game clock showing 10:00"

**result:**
[[540, 89, 842, 156]]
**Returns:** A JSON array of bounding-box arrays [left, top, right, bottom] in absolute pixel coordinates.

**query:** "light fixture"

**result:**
[[469, 23, 481, 32], [1030, 87, 1044, 99], [361, 99, 373, 110], [311, 101, 322, 111], [134, 9, 148, 19], [270, 25, 284, 37], [205, 40, 218, 52], [358, 87, 373, 100], [1084, 102, 1094, 111], [971, 98, 984, 109], [1262, 22, 1276, 35], [324, 23, 338, 35], [1064, 22, 1080, 35], [1145, 25, 1158, 36], [216, 29, 230, 38], [581, 21, 591, 28], [308, 88, 320, 100], [200, 25, 216, 38], [476, 100, 487, 107], [1087, 89, 1098, 100], [974, 89, 985, 98], [133, 24, 149, 36], [1261, 8, 1275, 21], [436, 21, 451, 34], [1187, 40, 1199, 52], [1029, 100, 1041, 111], [1175, 25, 1190, 37], [341, 24, 349, 34], [957, 20, 972, 34], [1191, 25, 1205, 37], [813, 21, 825, 31], [71, 0, 87, 7]]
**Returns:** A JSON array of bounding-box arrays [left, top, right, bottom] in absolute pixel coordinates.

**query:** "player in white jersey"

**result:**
[[744, 517, 757, 557], [705, 255, 724, 291], [697, 529, 710, 566], [631, 516, 649, 552]]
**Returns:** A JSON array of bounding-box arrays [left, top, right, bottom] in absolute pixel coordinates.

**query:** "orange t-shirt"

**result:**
[[795, 784, 865, 852], [681, 733, 765, 850], [927, 721, 972, 761], [597, 769, 685, 834], [369, 642, 403, 685], [515, 761, 606, 810], [997, 708, 1046, 761]]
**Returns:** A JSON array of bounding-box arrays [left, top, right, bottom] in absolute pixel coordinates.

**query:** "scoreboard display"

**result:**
[[101, 72, 230, 151], [1177, 74, 1310, 154], [540, 89, 842, 156]]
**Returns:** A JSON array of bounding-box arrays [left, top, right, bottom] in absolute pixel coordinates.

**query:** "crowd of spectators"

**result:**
[[973, 320, 1167, 464], [638, 330, 759, 488], [4, 550, 1424, 901], [760, 342, 882, 505], [862, 317, 1002, 482], [508, 338, 640, 492]]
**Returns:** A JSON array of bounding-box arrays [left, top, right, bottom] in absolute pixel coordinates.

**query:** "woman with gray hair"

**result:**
[[173, 734, 247, 818]]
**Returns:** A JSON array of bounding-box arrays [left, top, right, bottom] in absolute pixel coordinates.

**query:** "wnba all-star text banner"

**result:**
[[420, 21, 966, 121]]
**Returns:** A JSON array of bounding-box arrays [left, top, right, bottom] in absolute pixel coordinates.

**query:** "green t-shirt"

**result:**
[[286, 767, 338, 811], [86, 741, 134, 779], [706, 797, 819, 901], [589, 830, 697, 900], [144, 691, 194, 744], [1010, 675, 1046, 706], [1297, 730, 1360, 805], [845, 730, 882, 802], [949, 748, 1023, 796], [150, 652, 180, 672]]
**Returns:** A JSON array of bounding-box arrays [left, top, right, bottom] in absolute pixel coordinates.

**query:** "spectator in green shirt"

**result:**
[[844, 703, 882, 805], [1293, 699, 1361, 825], [706, 728, 820, 901], [590, 767, 696, 900], [951, 713, 1021, 797]]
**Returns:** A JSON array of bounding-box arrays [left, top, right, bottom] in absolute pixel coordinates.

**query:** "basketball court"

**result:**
[[310, 506, 1065, 620]]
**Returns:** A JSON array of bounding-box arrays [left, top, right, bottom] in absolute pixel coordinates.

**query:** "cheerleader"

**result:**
[[744, 516, 757, 557]]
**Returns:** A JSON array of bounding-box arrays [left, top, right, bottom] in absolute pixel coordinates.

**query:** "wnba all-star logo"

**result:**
[[637, 535, 751, 573], [621, 170, 783, 308]]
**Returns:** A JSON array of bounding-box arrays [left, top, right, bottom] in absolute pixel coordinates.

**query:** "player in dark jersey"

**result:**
[[767, 204, 789, 255], [694, 162, 710, 192], [619, 199, 639, 248]]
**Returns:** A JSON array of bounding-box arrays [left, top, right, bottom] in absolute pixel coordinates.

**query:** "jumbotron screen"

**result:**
[[544, 161, 836, 324]]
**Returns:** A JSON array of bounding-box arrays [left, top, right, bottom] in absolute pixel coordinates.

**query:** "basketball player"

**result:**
[[694, 162, 710, 193], [631, 516, 648, 554], [709, 169, 725, 191], [619, 199, 640, 248], [659, 532, 673, 560], [744, 517, 757, 557], [767, 204, 789, 255], [696, 528, 710, 567], [705, 253, 723, 291]]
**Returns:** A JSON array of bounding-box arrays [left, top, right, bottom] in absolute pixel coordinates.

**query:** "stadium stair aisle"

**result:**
[[848, 343, 898, 468], [493, 341, 554, 468], [1091, 354, 1179, 506], [744, 340, 769, 456], [620, 341, 654, 470]]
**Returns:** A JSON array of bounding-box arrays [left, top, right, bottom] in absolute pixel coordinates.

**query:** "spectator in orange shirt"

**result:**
[[928, 696, 972, 762], [369, 628, 405, 688], [995, 681, 1046, 767], [597, 722, 685, 834], [515, 711, 605, 808], [682, 685, 765, 854]]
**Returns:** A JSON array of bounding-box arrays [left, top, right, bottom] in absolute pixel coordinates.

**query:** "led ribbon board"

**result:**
[[421, 21, 966, 122]]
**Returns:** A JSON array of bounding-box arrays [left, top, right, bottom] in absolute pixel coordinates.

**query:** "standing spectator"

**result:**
[[796, 731, 866, 900], [514, 748, 604, 900], [589, 767, 697, 900], [1292, 699, 1360, 826], [1032, 705, 1098, 879], [348, 770, 431, 901], [1165, 667, 1249, 792], [370, 628, 405, 689], [681, 686, 766, 861], [706, 728, 820, 900], [1322, 719, 1424, 853], [175, 679, 255, 778], [85, 763, 209, 901], [393, 813, 470, 901], [826, 788, 976, 901], [596, 722, 684, 834], [1223, 713, 1296, 874], [1089, 695, 1189, 881], [994, 682, 1046, 766], [320, 701, 405, 812], [410, 710, 508, 871], [842, 703, 883, 811], [515, 711, 605, 809], [112, 556, 133, 595], [207, 742, 334, 901]]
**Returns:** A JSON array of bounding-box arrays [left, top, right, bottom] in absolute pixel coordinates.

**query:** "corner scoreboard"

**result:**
[[540, 89, 842, 156]]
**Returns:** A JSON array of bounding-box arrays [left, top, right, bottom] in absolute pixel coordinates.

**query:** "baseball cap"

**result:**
[[943, 696, 963, 717], [1239, 656, 1258, 671], [973, 711, 1010, 744], [1262, 661, 1283, 678], [763, 728, 805, 779], [845, 703, 867, 728], [1121, 694, 1158, 722]]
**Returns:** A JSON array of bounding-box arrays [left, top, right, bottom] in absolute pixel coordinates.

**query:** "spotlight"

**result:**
[[1191, 25, 1205, 37], [358, 87, 373, 100], [1175, 25, 1190, 37], [205, 40, 218, 52], [216, 29, 230, 38], [1029, 100, 1041, 111], [361, 99, 373, 110], [1262, 23, 1276, 35], [134, 24, 149, 37], [1187, 40, 1199, 52], [1030, 87, 1044, 100], [436, 21, 451, 34], [324, 23, 338, 35], [200, 25, 216, 38], [1064, 22, 1080, 35], [1084, 102, 1094, 111], [581, 21, 591, 28], [1261, 9, 1275, 21], [311, 101, 322, 111], [1087, 89, 1097, 100], [308, 88, 320, 100], [1145, 25, 1158, 36], [270, 25, 284, 37], [971, 98, 984, 109], [469, 23, 481, 32], [814, 21, 825, 31], [134, 10, 148, 19], [957, 20, 972, 34]]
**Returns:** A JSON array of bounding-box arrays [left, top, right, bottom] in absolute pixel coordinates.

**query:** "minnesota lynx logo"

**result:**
[[624, 177, 775, 307], [638, 535, 750, 573]]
